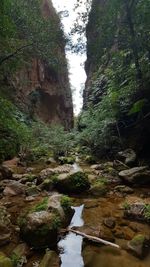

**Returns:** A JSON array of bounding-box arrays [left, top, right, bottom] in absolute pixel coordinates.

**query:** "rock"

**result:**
[[2, 157, 19, 169], [12, 243, 30, 263], [99, 225, 115, 242], [25, 185, 40, 196], [26, 167, 35, 173], [47, 193, 74, 224], [127, 234, 150, 258], [123, 202, 150, 223], [40, 164, 73, 179], [0, 207, 11, 246], [114, 185, 134, 194], [3, 181, 26, 196], [112, 226, 135, 240], [19, 194, 74, 248], [117, 149, 136, 166], [19, 211, 58, 248], [0, 252, 13, 267], [39, 250, 59, 267], [46, 157, 56, 165], [89, 182, 107, 196], [56, 171, 90, 194], [0, 165, 13, 180], [119, 166, 150, 185], [103, 217, 116, 229], [39, 179, 54, 191]]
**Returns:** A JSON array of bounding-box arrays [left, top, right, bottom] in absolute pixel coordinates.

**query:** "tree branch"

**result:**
[[0, 44, 33, 65]]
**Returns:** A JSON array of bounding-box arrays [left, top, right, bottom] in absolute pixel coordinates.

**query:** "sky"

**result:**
[[52, 0, 88, 115]]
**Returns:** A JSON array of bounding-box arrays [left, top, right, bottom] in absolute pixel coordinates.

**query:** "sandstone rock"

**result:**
[[119, 166, 150, 185], [39, 250, 59, 267], [127, 234, 150, 258], [117, 149, 136, 166], [3, 181, 26, 196]]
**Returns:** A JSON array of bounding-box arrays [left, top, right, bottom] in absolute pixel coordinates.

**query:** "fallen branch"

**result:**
[[114, 160, 130, 169], [68, 228, 120, 249]]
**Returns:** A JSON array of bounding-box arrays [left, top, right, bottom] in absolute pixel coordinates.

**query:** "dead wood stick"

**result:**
[[68, 228, 120, 249]]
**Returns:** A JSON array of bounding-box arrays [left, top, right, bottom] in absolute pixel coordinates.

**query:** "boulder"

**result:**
[[19, 210, 58, 248], [89, 182, 107, 197], [3, 181, 26, 196], [123, 202, 150, 223], [56, 171, 90, 194], [127, 234, 150, 258], [117, 149, 136, 166], [39, 250, 59, 267], [25, 185, 40, 196], [40, 164, 73, 180], [19, 194, 74, 248], [119, 166, 150, 185]]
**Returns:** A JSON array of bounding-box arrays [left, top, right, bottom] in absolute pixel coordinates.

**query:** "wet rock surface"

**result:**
[[0, 159, 150, 267]]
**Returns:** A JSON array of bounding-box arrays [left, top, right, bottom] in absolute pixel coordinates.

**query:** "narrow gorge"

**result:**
[[0, 1, 150, 267]]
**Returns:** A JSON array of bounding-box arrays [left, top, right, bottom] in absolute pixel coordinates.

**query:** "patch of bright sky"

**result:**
[[52, 0, 89, 115]]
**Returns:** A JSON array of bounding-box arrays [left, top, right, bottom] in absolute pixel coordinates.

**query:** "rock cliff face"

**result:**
[[10, 0, 73, 130], [83, 0, 107, 109]]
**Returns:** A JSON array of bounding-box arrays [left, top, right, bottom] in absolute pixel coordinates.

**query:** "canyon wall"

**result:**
[[1, 0, 73, 130]]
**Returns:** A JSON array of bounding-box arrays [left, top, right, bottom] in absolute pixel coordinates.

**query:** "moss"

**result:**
[[130, 234, 145, 246], [69, 172, 90, 193], [61, 195, 72, 211], [32, 197, 48, 212]]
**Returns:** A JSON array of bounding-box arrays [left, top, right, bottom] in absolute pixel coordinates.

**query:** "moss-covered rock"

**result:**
[[39, 250, 59, 267], [127, 234, 150, 258], [56, 171, 90, 194], [18, 194, 74, 248], [0, 252, 13, 267]]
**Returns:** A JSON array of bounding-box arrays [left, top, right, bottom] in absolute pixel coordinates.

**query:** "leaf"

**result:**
[[128, 99, 147, 115]]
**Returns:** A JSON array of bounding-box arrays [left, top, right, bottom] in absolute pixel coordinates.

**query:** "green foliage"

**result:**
[[144, 204, 150, 220], [128, 99, 147, 115], [32, 197, 48, 212], [0, 96, 31, 162], [51, 214, 61, 230], [122, 201, 130, 210], [61, 195, 72, 211], [77, 0, 150, 157]]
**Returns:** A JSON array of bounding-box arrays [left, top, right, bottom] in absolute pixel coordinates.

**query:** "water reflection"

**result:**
[[58, 205, 84, 267]]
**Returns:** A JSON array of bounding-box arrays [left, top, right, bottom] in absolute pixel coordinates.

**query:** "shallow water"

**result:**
[[58, 205, 84, 267]]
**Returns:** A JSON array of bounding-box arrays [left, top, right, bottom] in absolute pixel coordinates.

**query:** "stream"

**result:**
[[58, 205, 84, 267]]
